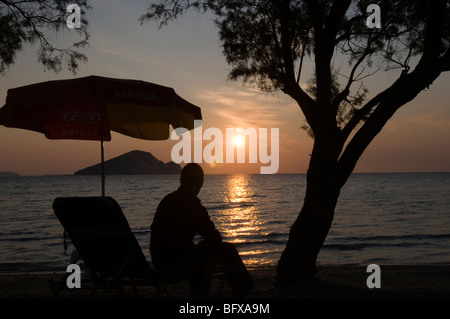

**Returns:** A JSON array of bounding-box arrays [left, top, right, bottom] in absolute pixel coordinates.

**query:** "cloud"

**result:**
[[195, 85, 297, 129], [407, 110, 450, 131], [383, 108, 450, 137]]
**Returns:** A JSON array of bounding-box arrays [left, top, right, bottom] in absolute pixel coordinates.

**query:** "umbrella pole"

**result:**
[[100, 103, 105, 197], [101, 139, 105, 197]]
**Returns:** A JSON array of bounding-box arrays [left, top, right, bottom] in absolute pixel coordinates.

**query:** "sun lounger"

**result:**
[[50, 196, 157, 297]]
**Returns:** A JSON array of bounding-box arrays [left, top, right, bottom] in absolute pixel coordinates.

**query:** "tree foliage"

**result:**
[[0, 0, 90, 74], [141, 0, 450, 141]]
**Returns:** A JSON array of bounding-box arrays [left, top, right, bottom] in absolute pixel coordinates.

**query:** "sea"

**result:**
[[0, 172, 449, 274]]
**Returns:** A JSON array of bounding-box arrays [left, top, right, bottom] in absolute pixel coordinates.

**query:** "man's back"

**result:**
[[150, 188, 221, 260]]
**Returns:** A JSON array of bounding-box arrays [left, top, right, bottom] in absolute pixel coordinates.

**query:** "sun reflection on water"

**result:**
[[215, 175, 268, 267]]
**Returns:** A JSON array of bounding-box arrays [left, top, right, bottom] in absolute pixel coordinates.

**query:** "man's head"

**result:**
[[180, 163, 204, 195]]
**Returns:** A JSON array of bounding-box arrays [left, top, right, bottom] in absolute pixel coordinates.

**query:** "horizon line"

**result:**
[[2, 171, 450, 177]]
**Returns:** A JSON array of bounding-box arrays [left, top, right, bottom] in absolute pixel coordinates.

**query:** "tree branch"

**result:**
[[331, 48, 371, 111], [1, 0, 89, 74], [324, 0, 352, 43], [278, 0, 296, 87]]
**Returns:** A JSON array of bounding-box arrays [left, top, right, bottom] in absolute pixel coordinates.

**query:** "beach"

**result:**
[[1, 265, 450, 299]]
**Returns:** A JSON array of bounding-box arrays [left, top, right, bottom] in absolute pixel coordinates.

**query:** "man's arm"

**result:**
[[197, 205, 222, 246]]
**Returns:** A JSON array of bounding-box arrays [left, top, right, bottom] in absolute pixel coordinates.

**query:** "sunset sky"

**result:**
[[1, 0, 450, 176]]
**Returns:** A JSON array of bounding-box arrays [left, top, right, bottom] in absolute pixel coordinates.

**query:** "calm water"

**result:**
[[0, 173, 449, 274]]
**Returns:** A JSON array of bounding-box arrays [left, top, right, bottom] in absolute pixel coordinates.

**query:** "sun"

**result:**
[[234, 135, 244, 146]]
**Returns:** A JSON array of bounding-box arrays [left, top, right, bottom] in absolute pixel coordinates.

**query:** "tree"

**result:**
[[0, 0, 90, 74], [141, 0, 450, 284]]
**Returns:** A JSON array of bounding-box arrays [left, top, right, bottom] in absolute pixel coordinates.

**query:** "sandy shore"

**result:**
[[1, 265, 450, 300]]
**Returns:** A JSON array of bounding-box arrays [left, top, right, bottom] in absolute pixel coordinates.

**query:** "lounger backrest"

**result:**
[[53, 196, 154, 281]]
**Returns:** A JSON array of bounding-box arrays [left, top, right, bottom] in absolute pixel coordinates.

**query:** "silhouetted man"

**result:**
[[150, 163, 254, 298]]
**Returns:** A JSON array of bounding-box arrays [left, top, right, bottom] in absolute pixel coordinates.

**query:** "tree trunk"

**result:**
[[276, 128, 342, 284], [276, 173, 341, 284]]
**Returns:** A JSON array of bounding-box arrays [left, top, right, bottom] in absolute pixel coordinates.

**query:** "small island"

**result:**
[[0, 171, 20, 177], [74, 150, 181, 175]]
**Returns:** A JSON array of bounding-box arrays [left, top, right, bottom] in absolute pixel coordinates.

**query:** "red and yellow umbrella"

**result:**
[[0, 75, 202, 196]]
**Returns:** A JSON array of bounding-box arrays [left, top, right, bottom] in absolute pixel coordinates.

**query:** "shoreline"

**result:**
[[1, 264, 450, 299]]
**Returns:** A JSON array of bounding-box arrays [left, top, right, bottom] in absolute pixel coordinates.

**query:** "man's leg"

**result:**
[[192, 242, 254, 298], [189, 246, 215, 298], [218, 242, 254, 298]]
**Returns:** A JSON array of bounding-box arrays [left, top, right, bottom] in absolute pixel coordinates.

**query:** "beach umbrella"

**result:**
[[0, 75, 202, 196]]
